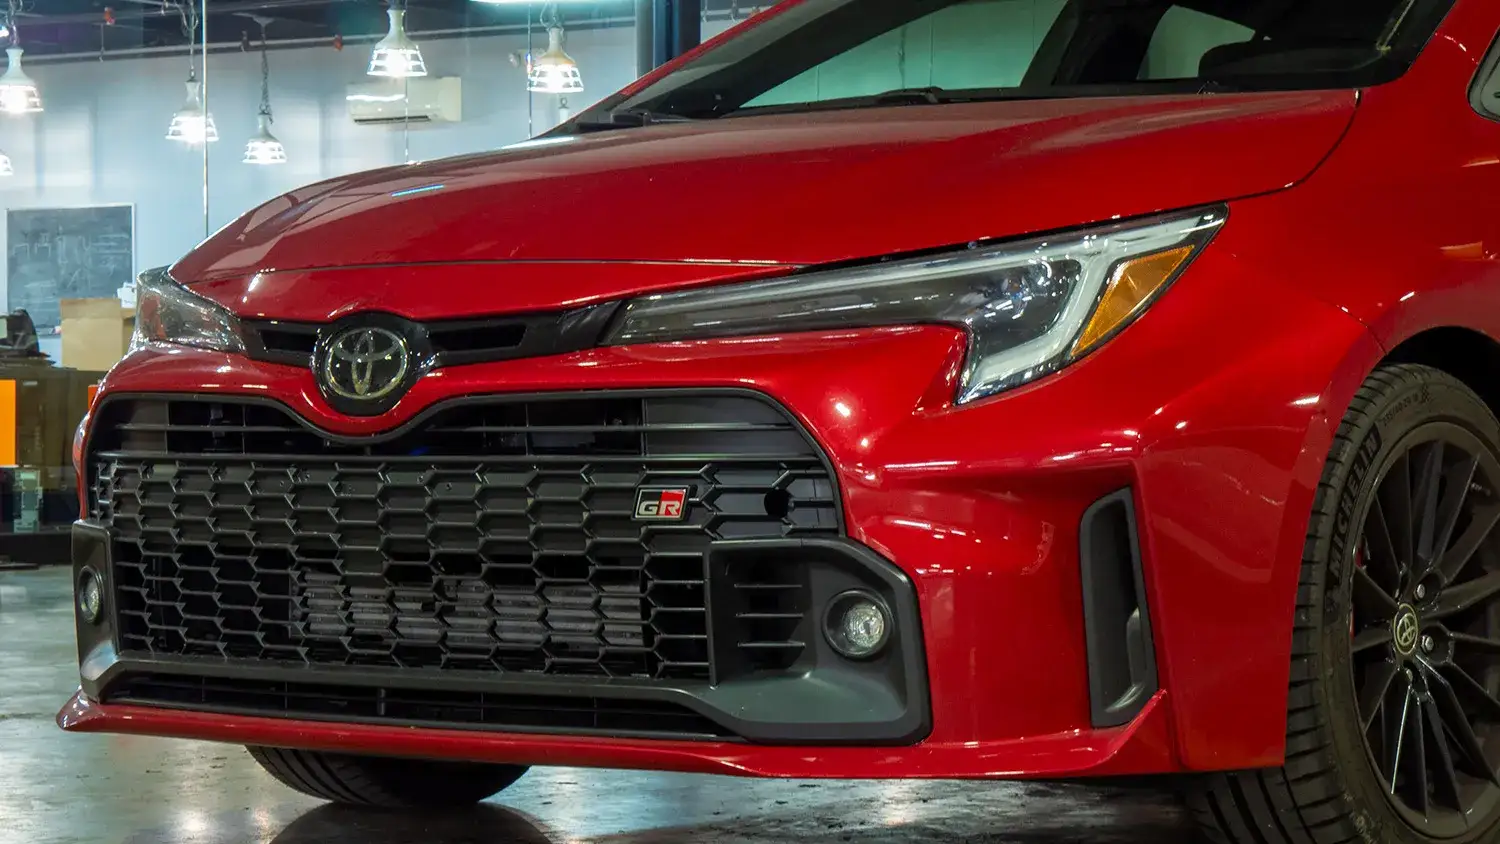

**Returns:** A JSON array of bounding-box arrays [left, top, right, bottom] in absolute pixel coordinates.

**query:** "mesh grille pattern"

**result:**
[[91, 394, 839, 682]]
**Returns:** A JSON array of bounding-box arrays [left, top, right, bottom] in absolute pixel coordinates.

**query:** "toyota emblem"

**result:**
[[319, 326, 411, 401], [1392, 604, 1421, 656]]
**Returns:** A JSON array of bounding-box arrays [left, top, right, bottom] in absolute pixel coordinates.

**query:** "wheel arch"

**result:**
[[1381, 326, 1500, 425], [1255, 324, 1500, 763]]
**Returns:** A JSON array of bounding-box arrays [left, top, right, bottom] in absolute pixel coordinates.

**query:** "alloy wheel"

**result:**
[[1352, 427, 1500, 837]]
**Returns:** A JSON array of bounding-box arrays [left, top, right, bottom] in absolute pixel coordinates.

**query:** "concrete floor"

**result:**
[[0, 567, 1201, 844]]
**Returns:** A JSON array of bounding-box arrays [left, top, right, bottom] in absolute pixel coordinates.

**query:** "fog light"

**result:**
[[824, 590, 891, 660], [77, 567, 103, 625]]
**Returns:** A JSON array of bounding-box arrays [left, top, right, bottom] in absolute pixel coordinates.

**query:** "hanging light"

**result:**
[[528, 27, 582, 94], [0, 149, 13, 177], [166, 69, 219, 145], [244, 114, 285, 166], [0, 47, 42, 114], [368, 7, 426, 78], [244, 18, 286, 165]]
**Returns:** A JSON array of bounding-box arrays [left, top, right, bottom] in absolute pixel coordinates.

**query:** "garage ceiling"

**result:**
[[10, 0, 761, 60]]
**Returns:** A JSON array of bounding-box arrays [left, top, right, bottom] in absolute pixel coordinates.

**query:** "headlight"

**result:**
[[132, 267, 245, 354], [604, 208, 1225, 403]]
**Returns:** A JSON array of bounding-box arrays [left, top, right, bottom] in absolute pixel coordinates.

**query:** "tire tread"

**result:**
[[246, 746, 527, 807]]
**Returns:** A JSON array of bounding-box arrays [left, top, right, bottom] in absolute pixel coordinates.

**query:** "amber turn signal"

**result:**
[[1072, 245, 1195, 358]]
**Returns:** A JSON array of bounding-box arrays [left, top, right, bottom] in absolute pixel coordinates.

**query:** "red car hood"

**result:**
[[174, 92, 1355, 290]]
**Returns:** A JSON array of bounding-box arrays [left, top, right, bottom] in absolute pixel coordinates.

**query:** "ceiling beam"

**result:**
[[17, 0, 359, 26]]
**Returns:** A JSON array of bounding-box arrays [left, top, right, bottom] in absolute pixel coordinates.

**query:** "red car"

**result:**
[[60, 1, 1500, 842]]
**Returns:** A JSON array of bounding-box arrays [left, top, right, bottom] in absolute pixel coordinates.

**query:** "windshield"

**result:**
[[584, 0, 1453, 122]]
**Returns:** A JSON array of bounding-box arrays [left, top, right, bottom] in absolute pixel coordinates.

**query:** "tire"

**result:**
[[247, 746, 528, 807], [1188, 364, 1500, 844]]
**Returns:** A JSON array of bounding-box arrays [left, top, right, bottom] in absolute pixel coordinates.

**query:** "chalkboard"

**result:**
[[7, 206, 134, 330]]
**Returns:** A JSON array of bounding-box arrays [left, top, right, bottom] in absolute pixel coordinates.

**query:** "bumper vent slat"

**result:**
[[105, 673, 733, 739], [90, 393, 840, 688]]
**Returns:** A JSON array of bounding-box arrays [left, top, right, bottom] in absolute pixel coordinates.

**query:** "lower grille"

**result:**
[[106, 673, 732, 739], [90, 392, 840, 685]]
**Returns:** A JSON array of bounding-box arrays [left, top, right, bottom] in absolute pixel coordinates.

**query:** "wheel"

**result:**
[[1189, 364, 1500, 844], [247, 746, 529, 807]]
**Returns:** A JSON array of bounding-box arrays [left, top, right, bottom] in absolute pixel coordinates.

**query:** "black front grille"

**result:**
[[91, 393, 839, 685], [241, 303, 618, 369], [106, 673, 732, 738]]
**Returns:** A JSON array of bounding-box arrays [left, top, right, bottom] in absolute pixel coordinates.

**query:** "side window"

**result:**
[[1138, 6, 1255, 81], [746, 0, 1067, 108], [1475, 34, 1500, 121]]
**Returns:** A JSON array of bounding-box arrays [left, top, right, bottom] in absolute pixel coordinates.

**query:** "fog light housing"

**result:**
[[77, 567, 103, 625], [824, 590, 891, 660]]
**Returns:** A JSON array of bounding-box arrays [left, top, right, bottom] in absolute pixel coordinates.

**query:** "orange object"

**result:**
[[1072, 246, 1193, 357], [0, 379, 16, 468]]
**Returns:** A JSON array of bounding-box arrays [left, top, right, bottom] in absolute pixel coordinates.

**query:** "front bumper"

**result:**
[[63, 232, 1379, 775]]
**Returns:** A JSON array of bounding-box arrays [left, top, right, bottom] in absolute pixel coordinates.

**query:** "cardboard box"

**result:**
[[60, 298, 135, 372]]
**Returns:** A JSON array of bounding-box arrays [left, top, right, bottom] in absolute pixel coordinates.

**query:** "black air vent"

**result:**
[[729, 557, 811, 672], [106, 673, 733, 739], [1079, 489, 1158, 728]]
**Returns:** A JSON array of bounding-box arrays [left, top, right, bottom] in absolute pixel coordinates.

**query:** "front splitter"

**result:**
[[58, 690, 1181, 779]]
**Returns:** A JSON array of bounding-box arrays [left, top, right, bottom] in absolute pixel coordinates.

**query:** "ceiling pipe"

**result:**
[[15, 0, 363, 26], [25, 15, 649, 65]]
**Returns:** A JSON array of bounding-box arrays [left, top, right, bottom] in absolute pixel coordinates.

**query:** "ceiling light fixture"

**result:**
[[368, 5, 427, 78], [528, 26, 583, 94], [0, 47, 41, 115], [166, 67, 218, 145], [166, 3, 215, 146], [244, 17, 286, 165]]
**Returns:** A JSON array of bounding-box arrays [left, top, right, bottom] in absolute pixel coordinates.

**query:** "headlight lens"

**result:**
[[132, 267, 245, 354], [604, 208, 1225, 403]]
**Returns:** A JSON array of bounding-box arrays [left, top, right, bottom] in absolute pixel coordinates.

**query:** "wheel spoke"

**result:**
[[1382, 673, 1410, 775], [1367, 499, 1406, 594], [1421, 692, 1464, 810], [1412, 442, 1446, 575], [1383, 449, 1416, 574], [1430, 571, 1500, 620], [1423, 661, 1500, 785], [1390, 683, 1416, 793], [1361, 660, 1401, 731], [1425, 454, 1478, 580], [1408, 693, 1431, 817], [1436, 503, 1500, 585], [1354, 627, 1394, 654], [1443, 663, 1500, 724], [1354, 567, 1401, 618], [1451, 631, 1500, 655]]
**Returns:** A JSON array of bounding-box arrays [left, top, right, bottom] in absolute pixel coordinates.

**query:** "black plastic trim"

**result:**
[[1470, 31, 1500, 122], [75, 523, 930, 745], [1079, 489, 1159, 729], [242, 303, 622, 374], [72, 521, 116, 664], [239, 320, 319, 368], [105, 674, 734, 742]]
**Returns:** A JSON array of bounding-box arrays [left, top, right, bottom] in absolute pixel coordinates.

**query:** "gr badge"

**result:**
[[634, 488, 689, 521]]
